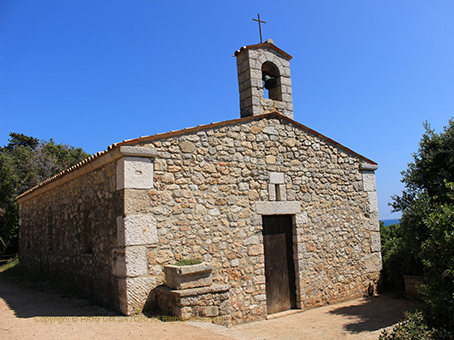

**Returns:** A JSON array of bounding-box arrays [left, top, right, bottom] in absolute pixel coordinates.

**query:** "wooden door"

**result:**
[[262, 215, 296, 314]]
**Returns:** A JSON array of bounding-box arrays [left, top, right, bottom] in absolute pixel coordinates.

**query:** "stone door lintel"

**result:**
[[256, 201, 301, 215]]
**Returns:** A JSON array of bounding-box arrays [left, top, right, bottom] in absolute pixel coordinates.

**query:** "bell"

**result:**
[[263, 74, 277, 90]]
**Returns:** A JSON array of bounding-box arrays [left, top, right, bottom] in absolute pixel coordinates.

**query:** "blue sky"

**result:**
[[1, 1, 454, 219]]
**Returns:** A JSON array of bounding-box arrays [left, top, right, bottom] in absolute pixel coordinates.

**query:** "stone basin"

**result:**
[[164, 262, 213, 290]]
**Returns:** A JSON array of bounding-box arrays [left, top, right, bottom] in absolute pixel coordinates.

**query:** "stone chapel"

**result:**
[[17, 40, 382, 324]]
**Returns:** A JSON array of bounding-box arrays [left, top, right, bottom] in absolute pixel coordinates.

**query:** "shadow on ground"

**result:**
[[0, 268, 175, 321], [328, 294, 424, 334], [0, 268, 118, 318]]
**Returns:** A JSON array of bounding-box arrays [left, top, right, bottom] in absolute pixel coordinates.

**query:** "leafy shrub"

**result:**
[[380, 310, 453, 340], [380, 311, 433, 340]]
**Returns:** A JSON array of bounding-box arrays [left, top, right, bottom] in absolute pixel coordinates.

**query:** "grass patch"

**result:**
[[0, 255, 20, 276], [174, 259, 202, 266]]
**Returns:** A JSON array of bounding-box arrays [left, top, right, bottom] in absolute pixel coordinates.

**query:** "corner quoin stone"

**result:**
[[116, 157, 154, 190], [119, 276, 156, 315], [117, 215, 158, 247]]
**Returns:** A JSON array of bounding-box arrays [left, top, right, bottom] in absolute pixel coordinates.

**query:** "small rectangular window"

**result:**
[[47, 225, 53, 252]]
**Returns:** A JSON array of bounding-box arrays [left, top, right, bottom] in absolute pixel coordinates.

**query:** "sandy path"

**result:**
[[0, 271, 422, 340], [234, 294, 423, 340], [0, 275, 237, 340]]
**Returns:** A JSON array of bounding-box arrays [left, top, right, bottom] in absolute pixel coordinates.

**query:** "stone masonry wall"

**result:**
[[17, 114, 381, 323], [127, 115, 381, 323], [18, 161, 123, 310]]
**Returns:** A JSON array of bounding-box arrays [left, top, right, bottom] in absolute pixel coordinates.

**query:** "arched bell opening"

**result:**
[[262, 61, 281, 101]]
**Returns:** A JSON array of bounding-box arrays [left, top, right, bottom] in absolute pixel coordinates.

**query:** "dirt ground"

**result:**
[[234, 294, 423, 340], [0, 271, 423, 340]]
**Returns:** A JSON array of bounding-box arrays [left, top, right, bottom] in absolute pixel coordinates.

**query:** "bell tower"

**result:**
[[234, 39, 294, 119]]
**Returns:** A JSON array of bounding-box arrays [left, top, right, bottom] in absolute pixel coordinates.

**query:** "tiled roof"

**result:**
[[16, 112, 376, 201]]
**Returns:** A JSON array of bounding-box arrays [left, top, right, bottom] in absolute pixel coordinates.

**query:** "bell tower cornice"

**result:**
[[234, 41, 293, 61]]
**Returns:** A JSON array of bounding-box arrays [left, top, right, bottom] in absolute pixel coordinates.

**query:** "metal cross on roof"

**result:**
[[252, 13, 266, 44]]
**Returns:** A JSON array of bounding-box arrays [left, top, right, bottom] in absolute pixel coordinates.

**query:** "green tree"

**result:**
[[0, 154, 19, 251], [0, 133, 90, 253], [387, 118, 454, 333], [420, 182, 454, 331], [389, 120, 454, 279], [381, 183, 454, 338], [402, 121, 454, 204], [3, 133, 39, 151], [380, 221, 406, 290]]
